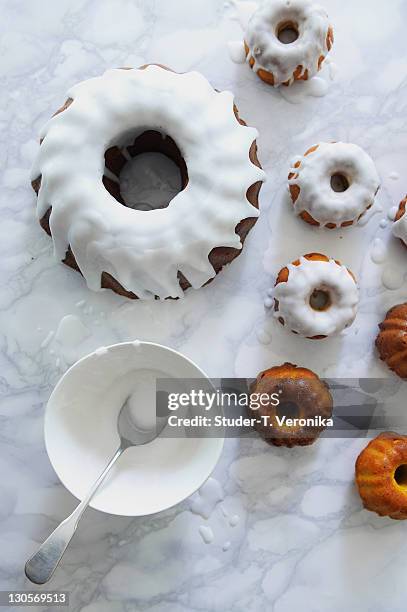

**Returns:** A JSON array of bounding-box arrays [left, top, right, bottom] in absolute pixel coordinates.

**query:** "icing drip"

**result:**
[[393, 216, 407, 245], [393, 199, 407, 245], [388, 206, 398, 221], [245, 0, 332, 86], [228, 40, 247, 64], [279, 76, 328, 104], [370, 238, 387, 264], [190, 477, 224, 519], [381, 266, 405, 290], [389, 171, 399, 181], [289, 142, 380, 227], [55, 314, 89, 347], [32, 66, 265, 300], [273, 257, 359, 337], [198, 525, 215, 544]]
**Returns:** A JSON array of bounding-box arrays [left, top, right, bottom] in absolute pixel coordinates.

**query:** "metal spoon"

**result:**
[[25, 397, 168, 585]]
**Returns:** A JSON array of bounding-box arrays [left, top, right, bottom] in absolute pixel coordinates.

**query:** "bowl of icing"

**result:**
[[44, 341, 223, 516]]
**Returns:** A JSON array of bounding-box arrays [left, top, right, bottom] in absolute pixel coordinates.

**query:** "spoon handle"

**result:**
[[25, 446, 123, 584]]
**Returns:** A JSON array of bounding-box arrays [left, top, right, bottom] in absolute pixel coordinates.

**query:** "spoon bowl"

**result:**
[[26, 392, 171, 584]]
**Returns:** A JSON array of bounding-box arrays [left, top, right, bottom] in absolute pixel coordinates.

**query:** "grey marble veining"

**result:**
[[1, 0, 407, 610]]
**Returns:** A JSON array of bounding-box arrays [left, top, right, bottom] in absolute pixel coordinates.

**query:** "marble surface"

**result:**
[[1, 0, 407, 610]]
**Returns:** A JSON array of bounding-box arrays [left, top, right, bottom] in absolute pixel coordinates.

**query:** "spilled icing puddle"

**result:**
[[190, 477, 224, 519], [279, 76, 329, 104]]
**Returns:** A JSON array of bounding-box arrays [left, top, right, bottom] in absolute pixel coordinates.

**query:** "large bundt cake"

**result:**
[[31, 65, 264, 300], [249, 362, 333, 447], [376, 303, 407, 379], [355, 432, 407, 519]]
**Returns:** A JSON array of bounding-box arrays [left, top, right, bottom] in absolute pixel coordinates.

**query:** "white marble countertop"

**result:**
[[1, 0, 407, 610]]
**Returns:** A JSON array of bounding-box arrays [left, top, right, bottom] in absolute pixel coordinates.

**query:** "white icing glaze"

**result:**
[[357, 201, 382, 227], [55, 314, 89, 347], [256, 325, 272, 344], [389, 171, 399, 181], [381, 266, 405, 290], [190, 477, 224, 519], [227, 40, 247, 64], [229, 514, 240, 526], [273, 256, 359, 338], [392, 199, 407, 246], [388, 205, 399, 221], [245, 0, 332, 86], [279, 75, 328, 104], [370, 238, 387, 264], [288, 142, 380, 227], [126, 368, 169, 431], [40, 330, 54, 349], [198, 525, 215, 544], [32, 66, 265, 300]]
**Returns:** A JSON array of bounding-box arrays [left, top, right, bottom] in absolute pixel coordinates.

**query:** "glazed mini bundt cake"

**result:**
[[288, 142, 380, 228], [31, 65, 265, 300], [249, 363, 333, 447], [392, 195, 407, 248], [376, 303, 407, 379], [244, 0, 334, 87], [356, 432, 407, 519], [273, 252, 359, 339]]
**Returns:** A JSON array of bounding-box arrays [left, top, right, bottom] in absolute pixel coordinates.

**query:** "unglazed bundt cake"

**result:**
[[273, 252, 359, 339], [31, 65, 265, 300], [376, 303, 407, 379], [355, 432, 407, 519], [249, 363, 333, 447]]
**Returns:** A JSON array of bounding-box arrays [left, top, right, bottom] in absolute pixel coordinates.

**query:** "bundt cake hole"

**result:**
[[330, 173, 350, 193], [394, 464, 407, 488], [103, 130, 188, 212], [309, 288, 332, 312], [277, 21, 300, 44], [120, 152, 182, 211], [276, 400, 300, 421]]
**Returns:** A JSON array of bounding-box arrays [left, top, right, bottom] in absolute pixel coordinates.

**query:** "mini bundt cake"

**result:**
[[376, 303, 407, 379], [392, 195, 407, 248], [244, 0, 334, 87], [249, 363, 333, 447], [288, 142, 380, 228], [273, 252, 359, 339], [355, 432, 407, 519]]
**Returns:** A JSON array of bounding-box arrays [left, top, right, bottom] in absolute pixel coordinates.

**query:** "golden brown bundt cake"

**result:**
[[249, 363, 333, 447], [355, 432, 407, 519], [376, 303, 407, 379]]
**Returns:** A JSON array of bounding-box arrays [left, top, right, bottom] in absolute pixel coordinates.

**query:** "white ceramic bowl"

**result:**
[[45, 341, 224, 516]]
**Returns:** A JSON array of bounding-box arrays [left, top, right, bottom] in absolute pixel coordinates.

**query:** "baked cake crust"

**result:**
[[249, 362, 333, 447], [356, 432, 407, 520]]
